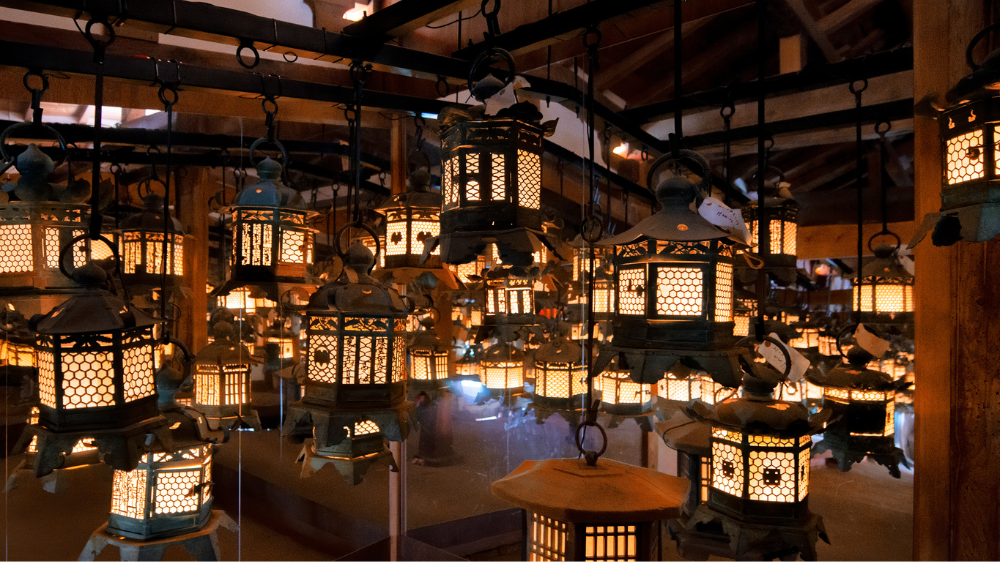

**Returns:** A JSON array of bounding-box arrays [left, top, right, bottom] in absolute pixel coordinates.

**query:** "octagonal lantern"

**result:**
[[852, 244, 914, 323], [118, 193, 184, 290], [217, 156, 317, 302]]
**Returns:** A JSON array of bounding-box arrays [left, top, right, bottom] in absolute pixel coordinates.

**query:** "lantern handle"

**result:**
[[834, 323, 860, 360], [746, 164, 785, 187], [57, 233, 120, 282], [248, 136, 289, 169], [467, 47, 516, 102], [965, 21, 1000, 70], [867, 229, 901, 253], [735, 335, 792, 380], [333, 221, 380, 274], [0, 121, 69, 167], [644, 149, 711, 197], [574, 418, 608, 466]]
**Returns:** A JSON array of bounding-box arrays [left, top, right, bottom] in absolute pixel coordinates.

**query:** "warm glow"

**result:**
[[534, 361, 586, 399], [853, 283, 914, 314], [306, 317, 406, 386], [656, 374, 725, 404], [411, 350, 449, 382], [598, 371, 652, 405], [528, 512, 566, 561], [584, 524, 638, 561], [789, 328, 820, 349], [343, 2, 371, 21], [748, 219, 797, 256], [481, 361, 522, 390], [613, 142, 629, 157], [195, 364, 249, 407], [111, 446, 212, 522], [946, 129, 985, 185], [711, 428, 810, 503]]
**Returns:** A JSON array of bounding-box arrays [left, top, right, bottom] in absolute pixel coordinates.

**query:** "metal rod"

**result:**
[[755, 0, 766, 340], [854, 83, 866, 325], [674, 0, 682, 139]]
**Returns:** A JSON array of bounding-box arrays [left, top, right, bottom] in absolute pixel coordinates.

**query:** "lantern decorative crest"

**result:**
[[852, 243, 914, 324], [739, 166, 798, 286], [428, 48, 561, 267], [595, 150, 751, 387], [119, 192, 184, 291], [191, 322, 261, 431], [683, 340, 831, 560], [284, 235, 412, 484], [216, 148, 316, 302], [22, 253, 169, 475]]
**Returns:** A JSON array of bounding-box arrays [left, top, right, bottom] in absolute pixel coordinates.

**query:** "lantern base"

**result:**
[[200, 409, 263, 432], [283, 400, 415, 446], [80, 510, 237, 562], [211, 277, 315, 305], [13, 415, 172, 476], [38, 395, 163, 434], [297, 438, 392, 486], [910, 203, 1000, 247], [430, 226, 565, 268], [812, 430, 909, 479], [107, 500, 214, 541], [684, 504, 829, 561], [592, 345, 753, 388], [667, 513, 735, 561], [301, 381, 408, 411]]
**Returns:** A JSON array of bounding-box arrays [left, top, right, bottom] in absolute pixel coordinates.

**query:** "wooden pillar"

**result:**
[[912, 2, 1000, 559], [175, 166, 211, 354], [390, 117, 407, 195]]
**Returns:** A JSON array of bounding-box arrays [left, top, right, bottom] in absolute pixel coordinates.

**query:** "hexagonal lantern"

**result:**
[[656, 373, 727, 405], [455, 345, 481, 380], [739, 168, 798, 286], [191, 322, 260, 431], [788, 323, 821, 350], [530, 337, 586, 411], [492, 457, 688, 562], [376, 180, 442, 269], [483, 266, 539, 327], [595, 151, 750, 388], [852, 244, 914, 324], [216, 156, 317, 302], [480, 341, 525, 401], [298, 418, 391, 486], [408, 318, 451, 392], [596, 359, 655, 417], [118, 193, 184, 290]]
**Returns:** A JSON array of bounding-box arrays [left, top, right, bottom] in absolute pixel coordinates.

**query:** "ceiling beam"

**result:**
[[596, 16, 713, 91], [342, 0, 480, 40], [818, 0, 887, 35], [779, 0, 841, 62]]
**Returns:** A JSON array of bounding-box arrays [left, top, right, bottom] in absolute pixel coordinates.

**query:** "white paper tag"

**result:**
[[485, 76, 530, 116], [698, 196, 751, 244], [855, 324, 891, 358], [758, 333, 811, 382]]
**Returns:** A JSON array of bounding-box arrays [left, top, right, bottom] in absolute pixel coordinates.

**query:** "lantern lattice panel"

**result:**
[[43, 227, 61, 269], [854, 283, 914, 313], [0, 224, 32, 272], [734, 315, 750, 337], [122, 345, 156, 402], [491, 154, 506, 201], [353, 420, 380, 436], [529, 512, 566, 562], [280, 230, 307, 263], [466, 154, 481, 201], [711, 440, 744, 497], [239, 219, 274, 266], [715, 263, 733, 322], [655, 268, 703, 316], [584, 525, 639, 561], [111, 469, 147, 519], [618, 268, 646, 315], [783, 222, 797, 255], [535, 362, 586, 399], [307, 335, 338, 384], [598, 372, 652, 405], [482, 361, 522, 390], [61, 351, 115, 409], [945, 129, 985, 184], [747, 449, 797, 503], [518, 150, 541, 210], [153, 470, 202, 514], [37, 351, 56, 408]]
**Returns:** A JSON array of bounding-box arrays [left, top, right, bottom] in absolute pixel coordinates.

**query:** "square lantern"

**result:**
[[32, 279, 161, 432], [218, 156, 316, 302], [192, 323, 257, 430], [597, 369, 654, 416], [480, 342, 525, 398], [304, 419, 390, 486], [492, 457, 688, 562], [852, 244, 914, 322], [302, 244, 408, 409], [376, 186, 442, 269], [531, 339, 586, 408], [108, 443, 213, 540], [118, 194, 184, 289]]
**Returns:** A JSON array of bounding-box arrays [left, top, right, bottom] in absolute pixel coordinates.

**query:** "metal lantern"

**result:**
[[299, 419, 391, 486], [740, 168, 798, 286], [483, 266, 538, 326], [531, 337, 586, 410], [408, 319, 451, 391], [480, 341, 525, 399], [1, 308, 37, 382], [262, 319, 299, 372], [108, 441, 213, 540], [656, 373, 727, 405], [596, 151, 749, 387], [191, 322, 260, 431], [732, 292, 757, 338], [809, 347, 909, 477], [492, 457, 687, 562], [5, 406, 100, 493], [376, 181, 442, 269], [852, 244, 914, 323], [217, 155, 316, 302], [597, 361, 655, 417], [217, 286, 275, 316], [455, 345, 480, 379], [118, 193, 184, 290], [788, 324, 821, 350]]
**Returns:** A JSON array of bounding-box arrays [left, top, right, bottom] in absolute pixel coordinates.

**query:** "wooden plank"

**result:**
[[796, 220, 915, 259], [342, 0, 480, 39], [778, 0, 841, 62], [818, 0, 887, 34], [176, 167, 210, 354]]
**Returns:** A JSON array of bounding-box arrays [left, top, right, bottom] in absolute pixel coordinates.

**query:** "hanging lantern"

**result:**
[[428, 49, 560, 267], [596, 359, 655, 417], [480, 341, 525, 401], [808, 345, 909, 477], [530, 337, 586, 411], [482, 266, 538, 326], [492, 456, 688, 561], [107, 428, 214, 540], [852, 244, 914, 323], [118, 193, 184, 290], [817, 331, 839, 356], [788, 324, 821, 350], [732, 290, 757, 338], [739, 167, 798, 286], [298, 418, 391, 486], [375, 175, 442, 269], [408, 317, 451, 392], [262, 318, 299, 373], [191, 322, 260, 431], [217, 286, 275, 317], [656, 372, 728, 405], [216, 152, 316, 302]]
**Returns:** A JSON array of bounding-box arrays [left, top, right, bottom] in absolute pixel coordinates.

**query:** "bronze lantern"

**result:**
[[530, 336, 586, 417], [191, 322, 261, 431], [216, 154, 316, 302], [376, 178, 442, 269], [407, 317, 451, 392], [118, 193, 184, 291], [479, 341, 526, 401], [596, 151, 750, 388], [297, 418, 391, 486], [852, 244, 914, 324], [739, 168, 798, 286]]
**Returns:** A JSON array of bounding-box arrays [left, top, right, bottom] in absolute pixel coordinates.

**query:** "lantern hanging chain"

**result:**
[[347, 61, 371, 225], [721, 95, 735, 206], [23, 70, 48, 126], [754, 0, 768, 342], [874, 120, 894, 241], [155, 63, 181, 338], [109, 161, 122, 228], [673, 0, 683, 141], [851, 77, 868, 326], [80, 16, 116, 240]]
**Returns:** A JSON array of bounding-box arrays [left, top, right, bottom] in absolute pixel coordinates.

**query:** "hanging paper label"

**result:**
[[698, 197, 751, 244], [855, 323, 891, 358], [758, 333, 811, 382], [485, 76, 531, 116]]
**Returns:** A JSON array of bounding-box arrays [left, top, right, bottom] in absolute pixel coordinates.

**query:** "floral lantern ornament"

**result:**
[[215, 146, 317, 303], [426, 48, 562, 268], [191, 322, 262, 431], [807, 330, 910, 478], [738, 167, 798, 286], [118, 192, 184, 292], [852, 243, 914, 325], [283, 236, 412, 485], [683, 339, 832, 561], [594, 150, 751, 388]]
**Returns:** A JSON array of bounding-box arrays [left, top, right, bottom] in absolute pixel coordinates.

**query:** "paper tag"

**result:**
[[698, 197, 751, 244], [485, 76, 530, 116], [855, 324, 891, 358], [758, 333, 811, 382]]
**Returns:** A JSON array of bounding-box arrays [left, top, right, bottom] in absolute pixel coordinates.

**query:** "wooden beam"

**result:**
[[342, 0, 480, 39], [596, 17, 713, 91], [818, 0, 886, 35], [176, 166, 210, 353], [796, 220, 915, 259], [779, 34, 807, 74], [778, 0, 841, 62]]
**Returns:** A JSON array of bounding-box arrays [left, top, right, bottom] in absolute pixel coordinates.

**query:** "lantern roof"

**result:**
[[120, 193, 184, 234], [946, 47, 1000, 104], [229, 156, 308, 210], [686, 396, 829, 438], [491, 457, 687, 524], [1, 143, 91, 205], [374, 186, 442, 213], [534, 337, 583, 366], [194, 322, 256, 366], [482, 341, 524, 364], [32, 284, 160, 335], [855, 244, 913, 281], [307, 243, 408, 316], [408, 327, 450, 353], [807, 359, 897, 390]]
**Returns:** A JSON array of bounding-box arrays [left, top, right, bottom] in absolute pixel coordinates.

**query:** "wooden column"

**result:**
[[912, 1, 1000, 559], [175, 166, 211, 354], [390, 117, 407, 195]]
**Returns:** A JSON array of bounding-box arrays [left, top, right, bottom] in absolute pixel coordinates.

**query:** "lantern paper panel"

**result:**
[[534, 361, 586, 400], [656, 375, 726, 405], [411, 349, 450, 382], [852, 283, 914, 314], [482, 361, 523, 391], [121, 231, 184, 277], [711, 428, 812, 509]]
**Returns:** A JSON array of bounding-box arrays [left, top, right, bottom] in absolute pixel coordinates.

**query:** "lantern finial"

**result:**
[[257, 155, 282, 181]]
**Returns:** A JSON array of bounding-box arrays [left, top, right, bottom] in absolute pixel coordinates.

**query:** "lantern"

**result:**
[[480, 342, 525, 400], [354, 231, 386, 270], [788, 324, 821, 350], [191, 322, 260, 431], [376, 179, 442, 269], [530, 337, 586, 410], [6, 406, 100, 493], [597, 360, 654, 417], [809, 348, 909, 477], [430, 60, 559, 267], [483, 267, 538, 326], [107, 438, 214, 540], [596, 151, 749, 388], [118, 193, 184, 290], [408, 319, 451, 392], [1, 309, 36, 383], [817, 332, 839, 356], [740, 168, 798, 286], [217, 286, 275, 317], [262, 319, 299, 373], [216, 155, 316, 302], [298, 419, 391, 486], [656, 373, 728, 405], [852, 244, 914, 323], [732, 292, 757, 338], [492, 456, 688, 562], [455, 346, 480, 379]]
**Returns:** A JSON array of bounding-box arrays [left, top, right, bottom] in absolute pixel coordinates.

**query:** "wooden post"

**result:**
[[176, 166, 211, 355], [390, 117, 407, 196], [912, 1, 1000, 559]]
